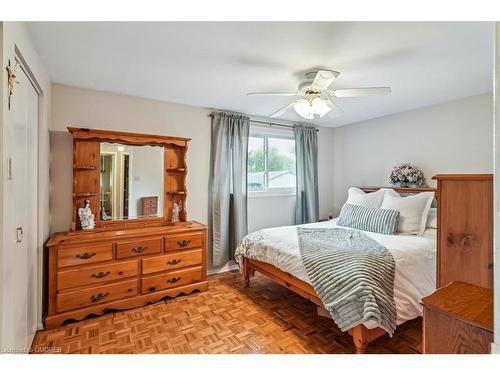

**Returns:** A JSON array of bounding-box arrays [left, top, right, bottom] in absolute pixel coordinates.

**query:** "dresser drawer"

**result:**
[[142, 249, 203, 274], [57, 259, 138, 290], [165, 232, 204, 251], [58, 243, 113, 268], [142, 266, 203, 293], [116, 238, 162, 259], [57, 279, 138, 312]]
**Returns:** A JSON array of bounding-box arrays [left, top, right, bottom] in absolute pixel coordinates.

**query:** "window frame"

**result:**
[[247, 126, 296, 198]]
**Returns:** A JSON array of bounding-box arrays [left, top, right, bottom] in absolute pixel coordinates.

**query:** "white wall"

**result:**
[[128, 146, 164, 218], [0, 22, 52, 337], [49, 84, 335, 271], [248, 195, 295, 232], [332, 93, 493, 214]]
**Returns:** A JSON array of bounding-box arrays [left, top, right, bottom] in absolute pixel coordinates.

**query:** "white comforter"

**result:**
[[239, 219, 436, 329]]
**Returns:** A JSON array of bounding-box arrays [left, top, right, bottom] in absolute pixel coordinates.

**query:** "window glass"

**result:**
[[248, 136, 265, 191], [267, 138, 296, 190], [247, 132, 296, 194]]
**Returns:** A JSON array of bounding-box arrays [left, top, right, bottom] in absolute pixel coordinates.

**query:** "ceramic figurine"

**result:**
[[78, 199, 96, 230], [172, 201, 182, 223]]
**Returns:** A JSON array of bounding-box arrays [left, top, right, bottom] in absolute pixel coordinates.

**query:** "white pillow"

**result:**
[[380, 191, 434, 235], [426, 207, 437, 229], [346, 187, 387, 208]]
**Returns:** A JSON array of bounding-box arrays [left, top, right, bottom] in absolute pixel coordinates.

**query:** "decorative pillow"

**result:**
[[345, 187, 387, 208], [380, 191, 434, 235], [426, 207, 437, 229], [337, 203, 399, 235]]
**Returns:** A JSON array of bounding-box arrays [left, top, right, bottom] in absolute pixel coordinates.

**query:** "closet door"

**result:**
[[1, 65, 39, 349]]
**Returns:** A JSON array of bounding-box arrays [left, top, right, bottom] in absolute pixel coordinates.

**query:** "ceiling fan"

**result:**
[[247, 69, 391, 120]]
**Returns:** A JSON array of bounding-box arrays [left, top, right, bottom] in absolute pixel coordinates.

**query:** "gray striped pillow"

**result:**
[[337, 203, 399, 235]]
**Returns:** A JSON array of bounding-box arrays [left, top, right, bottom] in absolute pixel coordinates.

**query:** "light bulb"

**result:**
[[311, 98, 332, 118], [293, 99, 314, 119]]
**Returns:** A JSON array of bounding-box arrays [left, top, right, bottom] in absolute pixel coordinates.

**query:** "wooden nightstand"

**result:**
[[421, 281, 493, 354], [141, 196, 158, 216]]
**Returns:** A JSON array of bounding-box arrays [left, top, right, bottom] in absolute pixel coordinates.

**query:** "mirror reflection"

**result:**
[[100, 143, 164, 220]]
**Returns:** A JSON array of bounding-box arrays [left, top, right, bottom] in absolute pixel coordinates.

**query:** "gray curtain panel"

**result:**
[[209, 112, 250, 267], [294, 124, 319, 224]]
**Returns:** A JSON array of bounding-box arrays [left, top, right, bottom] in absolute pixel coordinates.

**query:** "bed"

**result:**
[[236, 187, 437, 353]]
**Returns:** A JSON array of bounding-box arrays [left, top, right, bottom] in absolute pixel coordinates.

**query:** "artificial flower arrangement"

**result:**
[[389, 163, 425, 187]]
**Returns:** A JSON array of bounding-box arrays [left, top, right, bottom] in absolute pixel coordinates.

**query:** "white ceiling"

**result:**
[[27, 22, 494, 127]]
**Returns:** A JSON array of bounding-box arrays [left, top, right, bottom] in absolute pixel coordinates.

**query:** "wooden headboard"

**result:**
[[359, 186, 438, 200]]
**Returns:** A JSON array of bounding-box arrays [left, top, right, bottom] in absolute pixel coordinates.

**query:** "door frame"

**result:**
[[493, 22, 500, 354], [13, 45, 43, 335]]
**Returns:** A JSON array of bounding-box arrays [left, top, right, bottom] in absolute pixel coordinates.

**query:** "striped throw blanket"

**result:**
[[297, 227, 397, 335]]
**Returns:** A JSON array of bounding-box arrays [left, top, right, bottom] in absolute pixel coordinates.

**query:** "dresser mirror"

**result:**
[[69, 127, 189, 230], [100, 142, 164, 221]]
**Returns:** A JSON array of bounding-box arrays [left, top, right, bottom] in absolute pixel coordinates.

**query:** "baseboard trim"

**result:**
[[491, 342, 500, 354], [208, 263, 239, 275]]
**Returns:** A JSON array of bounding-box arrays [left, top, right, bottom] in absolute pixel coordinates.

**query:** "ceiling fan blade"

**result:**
[[269, 102, 296, 118], [247, 92, 298, 97], [311, 70, 340, 91], [324, 99, 343, 114], [333, 87, 391, 97]]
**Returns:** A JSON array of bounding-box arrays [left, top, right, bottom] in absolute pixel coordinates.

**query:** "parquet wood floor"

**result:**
[[32, 271, 423, 354]]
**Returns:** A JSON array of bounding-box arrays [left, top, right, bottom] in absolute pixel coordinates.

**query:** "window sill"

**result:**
[[248, 191, 296, 198]]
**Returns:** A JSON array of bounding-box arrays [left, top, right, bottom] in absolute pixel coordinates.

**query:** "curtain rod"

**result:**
[[208, 113, 319, 132], [250, 119, 319, 132]]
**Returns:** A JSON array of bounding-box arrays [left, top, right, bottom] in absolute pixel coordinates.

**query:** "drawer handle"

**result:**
[[148, 286, 156, 292], [90, 292, 109, 303], [91, 271, 110, 279], [177, 240, 191, 248], [76, 252, 96, 259], [167, 259, 181, 265], [166, 277, 181, 284], [131, 246, 148, 253]]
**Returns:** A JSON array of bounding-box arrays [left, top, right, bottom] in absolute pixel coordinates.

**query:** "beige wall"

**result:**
[[332, 93, 494, 214], [50, 84, 212, 234], [1, 22, 52, 334], [49, 84, 336, 270]]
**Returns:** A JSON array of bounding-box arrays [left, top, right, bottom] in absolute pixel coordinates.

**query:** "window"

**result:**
[[248, 129, 296, 196]]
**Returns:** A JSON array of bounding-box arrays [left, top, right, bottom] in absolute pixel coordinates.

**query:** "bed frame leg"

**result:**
[[355, 343, 368, 354], [350, 325, 369, 354], [243, 258, 251, 288]]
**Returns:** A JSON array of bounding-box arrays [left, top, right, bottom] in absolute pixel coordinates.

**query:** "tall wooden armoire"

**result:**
[[433, 174, 493, 289]]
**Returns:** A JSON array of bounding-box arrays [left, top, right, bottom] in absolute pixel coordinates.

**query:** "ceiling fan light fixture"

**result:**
[[293, 98, 332, 119], [293, 99, 314, 119], [311, 97, 332, 118]]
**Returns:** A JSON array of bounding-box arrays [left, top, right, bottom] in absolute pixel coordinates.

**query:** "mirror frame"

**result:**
[[69, 127, 190, 231]]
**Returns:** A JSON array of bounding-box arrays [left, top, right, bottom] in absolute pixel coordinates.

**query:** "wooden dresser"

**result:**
[[45, 223, 207, 328], [432, 174, 493, 289], [45, 127, 207, 328], [421, 281, 493, 354]]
